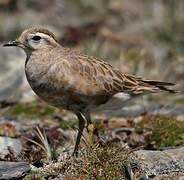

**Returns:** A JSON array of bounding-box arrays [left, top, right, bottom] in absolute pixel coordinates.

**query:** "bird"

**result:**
[[3, 27, 176, 156]]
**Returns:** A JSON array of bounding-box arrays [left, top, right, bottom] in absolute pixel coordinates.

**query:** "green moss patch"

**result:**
[[136, 115, 184, 148], [4, 101, 57, 119]]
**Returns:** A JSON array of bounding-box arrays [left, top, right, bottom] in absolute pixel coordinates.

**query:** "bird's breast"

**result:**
[[25, 58, 91, 111]]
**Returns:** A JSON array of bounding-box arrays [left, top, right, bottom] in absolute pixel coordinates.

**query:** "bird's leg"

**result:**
[[73, 112, 85, 157]]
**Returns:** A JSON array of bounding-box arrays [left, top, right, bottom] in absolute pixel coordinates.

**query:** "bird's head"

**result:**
[[3, 27, 59, 55]]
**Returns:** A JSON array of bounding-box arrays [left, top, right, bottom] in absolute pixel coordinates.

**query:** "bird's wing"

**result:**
[[65, 54, 116, 96], [68, 54, 176, 96]]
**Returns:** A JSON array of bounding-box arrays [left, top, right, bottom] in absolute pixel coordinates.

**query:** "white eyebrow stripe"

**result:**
[[35, 32, 52, 39], [29, 32, 54, 41]]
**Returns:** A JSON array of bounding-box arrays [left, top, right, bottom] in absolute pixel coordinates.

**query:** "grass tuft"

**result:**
[[24, 143, 132, 179], [74, 143, 130, 179], [4, 101, 56, 119]]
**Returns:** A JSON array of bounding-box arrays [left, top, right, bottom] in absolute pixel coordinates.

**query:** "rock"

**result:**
[[135, 147, 184, 178], [0, 161, 30, 179], [0, 136, 22, 159], [0, 47, 25, 101], [109, 104, 184, 118]]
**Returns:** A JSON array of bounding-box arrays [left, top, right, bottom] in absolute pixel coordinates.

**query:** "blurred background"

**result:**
[[0, 0, 183, 104]]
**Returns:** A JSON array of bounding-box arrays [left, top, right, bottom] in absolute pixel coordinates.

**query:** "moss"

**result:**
[[23, 170, 46, 180], [3, 100, 78, 131], [174, 97, 184, 105], [4, 101, 57, 119], [59, 118, 78, 130], [136, 115, 184, 148], [75, 144, 129, 179], [28, 143, 132, 179]]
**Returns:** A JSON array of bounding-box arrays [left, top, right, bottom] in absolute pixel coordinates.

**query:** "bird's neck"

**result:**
[[25, 47, 53, 65], [25, 48, 51, 76]]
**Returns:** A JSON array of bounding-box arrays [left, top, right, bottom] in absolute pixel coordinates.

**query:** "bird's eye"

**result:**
[[32, 35, 41, 41]]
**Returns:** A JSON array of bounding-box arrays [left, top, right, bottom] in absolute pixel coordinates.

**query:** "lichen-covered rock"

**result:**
[[0, 136, 22, 159], [0, 161, 30, 179], [135, 147, 184, 178]]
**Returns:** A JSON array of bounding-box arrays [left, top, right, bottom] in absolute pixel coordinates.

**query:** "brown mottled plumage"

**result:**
[[3, 27, 176, 156]]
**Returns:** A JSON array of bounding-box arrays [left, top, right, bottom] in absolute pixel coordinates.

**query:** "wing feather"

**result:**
[[63, 52, 176, 96]]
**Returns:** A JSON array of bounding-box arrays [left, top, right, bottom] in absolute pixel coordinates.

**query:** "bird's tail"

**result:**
[[141, 80, 177, 93]]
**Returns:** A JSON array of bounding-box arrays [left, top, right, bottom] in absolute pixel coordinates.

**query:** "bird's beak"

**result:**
[[3, 40, 19, 47]]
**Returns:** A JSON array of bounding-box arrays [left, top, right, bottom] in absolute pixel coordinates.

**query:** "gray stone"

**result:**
[[0, 137, 22, 159], [109, 104, 184, 118], [0, 46, 25, 101], [0, 161, 30, 179], [135, 147, 184, 177]]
